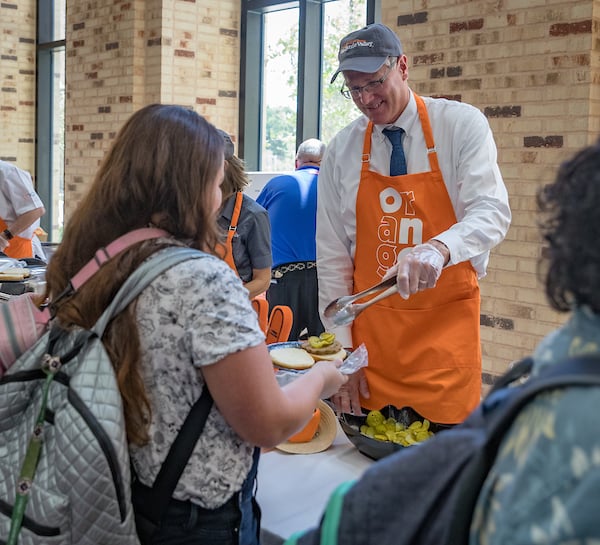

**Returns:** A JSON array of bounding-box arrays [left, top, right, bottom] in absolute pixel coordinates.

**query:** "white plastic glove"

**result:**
[[0, 234, 9, 252], [386, 242, 445, 300]]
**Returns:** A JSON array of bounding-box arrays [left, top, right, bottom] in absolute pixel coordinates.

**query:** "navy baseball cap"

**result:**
[[330, 23, 403, 84]]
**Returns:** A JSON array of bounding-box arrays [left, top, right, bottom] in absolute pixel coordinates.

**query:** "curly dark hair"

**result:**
[[537, 140, 600, 314]]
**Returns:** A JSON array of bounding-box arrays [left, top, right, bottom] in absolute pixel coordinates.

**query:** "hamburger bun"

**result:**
[[311, 347, 347, 361], [0, 267, 30, 281], [270, 347, 315, 370]]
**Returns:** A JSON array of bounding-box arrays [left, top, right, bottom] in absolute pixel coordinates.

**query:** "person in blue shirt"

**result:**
[[257, 139, 326, 340]]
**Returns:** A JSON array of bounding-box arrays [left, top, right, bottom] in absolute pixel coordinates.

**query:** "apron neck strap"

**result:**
[[361, 94, 441, 174]]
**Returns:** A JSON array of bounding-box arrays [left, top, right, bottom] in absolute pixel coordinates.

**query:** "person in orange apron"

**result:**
[[318, 24, 511, 424], [351, 103, 481, 424], [0, 160, 46, 260], [215, 130, 272, 299]]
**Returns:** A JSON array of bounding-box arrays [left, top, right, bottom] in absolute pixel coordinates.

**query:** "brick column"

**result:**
[[380, 0, 600, 390], [0, 0, 36, 170], [64, 0, 240, 219]]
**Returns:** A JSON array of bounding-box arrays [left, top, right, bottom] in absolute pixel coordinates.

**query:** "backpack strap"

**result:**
[[131, 385, 214, 530], [150, 384, 213, 500], [52, 227, 170, 307], [486, 355, 533, 394], [71, 227, 170, 290], [448, 353, 600, 544], [483, 354, 600, 418]]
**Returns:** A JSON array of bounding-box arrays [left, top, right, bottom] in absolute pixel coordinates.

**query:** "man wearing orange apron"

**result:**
[[318, 24, 511, 424], [0, 160, 46, 260]]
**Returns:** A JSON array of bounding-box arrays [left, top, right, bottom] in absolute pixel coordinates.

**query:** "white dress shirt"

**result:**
[[317, 91, 511, 346]]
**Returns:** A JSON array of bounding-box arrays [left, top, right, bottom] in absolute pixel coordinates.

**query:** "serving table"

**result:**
[[257, 422, 373, 544]]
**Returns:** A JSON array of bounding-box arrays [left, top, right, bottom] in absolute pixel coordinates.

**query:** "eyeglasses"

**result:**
[[340, 62, 395, 100]]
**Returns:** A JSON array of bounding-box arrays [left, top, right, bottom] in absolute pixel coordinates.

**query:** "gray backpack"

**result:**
[[0, 247, 205, 544]]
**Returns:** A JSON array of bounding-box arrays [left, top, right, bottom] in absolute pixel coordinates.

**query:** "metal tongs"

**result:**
[[323, 276, 398, 326]]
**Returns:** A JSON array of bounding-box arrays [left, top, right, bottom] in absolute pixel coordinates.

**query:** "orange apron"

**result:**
[[221, 191, 244, 273], [218, 192, 267, 304], [352, 94, 481, 424], [0, 218, 33, 259]]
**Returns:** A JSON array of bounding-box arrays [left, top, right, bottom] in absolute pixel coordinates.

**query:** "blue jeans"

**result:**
[[238, 448, 261, 545], [152, 448, 261, 545]]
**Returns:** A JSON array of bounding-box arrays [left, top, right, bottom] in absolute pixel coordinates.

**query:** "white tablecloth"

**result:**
[[257, 422, 373, 541]]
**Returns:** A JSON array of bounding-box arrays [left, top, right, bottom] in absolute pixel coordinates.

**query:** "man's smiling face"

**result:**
[[343, 55, 410, 126]]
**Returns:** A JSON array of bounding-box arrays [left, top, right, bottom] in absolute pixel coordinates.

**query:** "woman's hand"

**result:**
[[330, 368, 370, 415], [310, 359, 349, 399]]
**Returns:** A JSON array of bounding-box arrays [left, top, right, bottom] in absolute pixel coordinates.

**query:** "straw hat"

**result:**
[[276, 400, 338, 454]]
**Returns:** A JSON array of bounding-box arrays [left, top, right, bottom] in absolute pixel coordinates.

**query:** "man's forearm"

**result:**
[[5, 207, 45, 237]]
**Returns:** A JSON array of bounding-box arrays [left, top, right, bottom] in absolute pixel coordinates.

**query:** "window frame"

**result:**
[[36, 0, 66, 241], [240, 0, 379, 171]]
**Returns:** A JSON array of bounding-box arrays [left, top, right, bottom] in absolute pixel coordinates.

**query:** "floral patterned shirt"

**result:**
[[129, 251, 265, 509], [470, 307, 600, 544]]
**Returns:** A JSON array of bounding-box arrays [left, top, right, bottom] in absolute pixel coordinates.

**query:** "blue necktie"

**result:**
[[383, 127, 407, 176]]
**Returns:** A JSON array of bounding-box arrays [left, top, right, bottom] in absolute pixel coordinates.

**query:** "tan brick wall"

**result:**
[[381, 0, 600, 386], [64, 0, 240, 219], [0, 1, 36, 173]]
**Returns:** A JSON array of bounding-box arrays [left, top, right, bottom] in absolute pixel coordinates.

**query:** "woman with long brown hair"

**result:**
[[44, 104, 347, 545]]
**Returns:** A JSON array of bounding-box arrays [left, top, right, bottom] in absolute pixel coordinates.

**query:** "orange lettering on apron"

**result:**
[[352, 94, 481, 424], [0, 218, 33, 259]]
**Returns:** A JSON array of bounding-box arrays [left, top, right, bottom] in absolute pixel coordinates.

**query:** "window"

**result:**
[[240, 0, 378, 171], [37, 0, 66, 242], [262, 8, 299, 171]]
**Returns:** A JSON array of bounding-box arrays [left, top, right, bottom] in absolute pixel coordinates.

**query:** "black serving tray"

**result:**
[[338, 405, 452, 460]]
